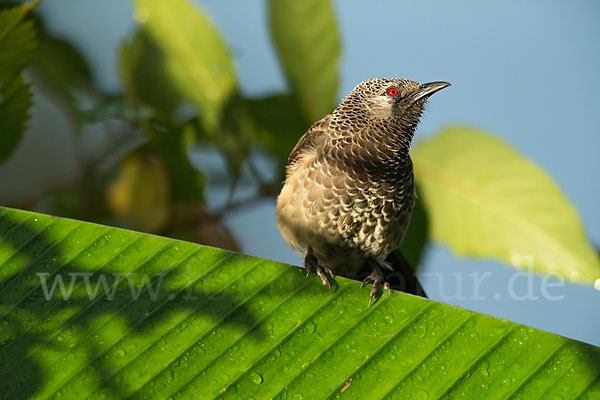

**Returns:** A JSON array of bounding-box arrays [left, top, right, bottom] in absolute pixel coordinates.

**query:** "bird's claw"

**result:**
[[361, 273, 391, 306], [305, 255, 335, 292], [317, 266, 333, 292]]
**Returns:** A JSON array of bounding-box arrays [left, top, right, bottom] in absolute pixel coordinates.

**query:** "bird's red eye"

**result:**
[[387, 87, 398, 96]]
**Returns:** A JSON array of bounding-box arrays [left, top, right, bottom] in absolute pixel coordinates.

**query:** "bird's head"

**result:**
[[340, 77, 450, 122], [334, 78, 450, 145]]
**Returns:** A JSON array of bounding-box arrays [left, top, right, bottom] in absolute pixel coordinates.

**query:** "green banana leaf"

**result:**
[[0, 207, 598, 399]]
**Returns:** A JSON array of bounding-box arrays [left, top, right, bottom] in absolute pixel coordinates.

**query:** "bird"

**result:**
[[276, 78, 450, 304]]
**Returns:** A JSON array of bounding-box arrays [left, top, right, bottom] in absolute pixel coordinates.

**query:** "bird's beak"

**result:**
[[410, 81, 451, 103]]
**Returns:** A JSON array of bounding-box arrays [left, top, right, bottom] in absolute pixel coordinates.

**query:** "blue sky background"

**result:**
[[8, 0, 599, 345]]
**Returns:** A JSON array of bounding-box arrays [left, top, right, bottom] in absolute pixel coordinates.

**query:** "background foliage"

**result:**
[[2, 0, 598, 283]]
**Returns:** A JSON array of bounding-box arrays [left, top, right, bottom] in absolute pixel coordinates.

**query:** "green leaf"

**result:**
[[29, 13, 93, 116], [412, 126, 600, 285], [133, 0, 236, 132], [118, 29, 205, 204], [0, 76, 32, 163], [0, 1, 39, 53], [118, 30, 182, 115], [106, 151, 172, 233], [0, 0, 40, 82], [268, 0, 341, 123], [244, 94, 307, 164], [399, 195, 429, 270], [0, 206, 598, 399], [0, 1, 40, 164], [148, 124, 206, 204]]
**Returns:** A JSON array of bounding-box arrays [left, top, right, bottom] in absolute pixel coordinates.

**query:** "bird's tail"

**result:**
[[383, 250, 428, 298]]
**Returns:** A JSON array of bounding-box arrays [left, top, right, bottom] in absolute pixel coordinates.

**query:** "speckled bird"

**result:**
[[276, 78, 450, 304]]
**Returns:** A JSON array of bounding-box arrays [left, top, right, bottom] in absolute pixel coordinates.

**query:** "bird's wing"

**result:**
[[288, 114, 332, 165]]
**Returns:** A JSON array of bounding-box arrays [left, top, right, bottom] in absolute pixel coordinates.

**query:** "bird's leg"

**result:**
[[361, 259, 391, 305], [304, 248, 335, 292]]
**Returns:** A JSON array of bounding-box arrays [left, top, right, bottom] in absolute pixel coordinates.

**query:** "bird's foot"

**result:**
[[361, 270, 391, 306], [305, 254, 335, 292]]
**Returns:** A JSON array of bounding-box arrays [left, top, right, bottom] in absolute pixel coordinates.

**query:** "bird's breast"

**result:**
[[276, 145, 415, 268]]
